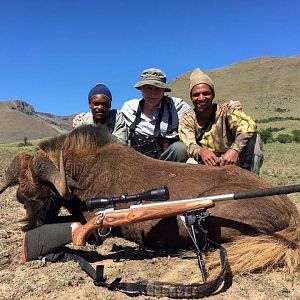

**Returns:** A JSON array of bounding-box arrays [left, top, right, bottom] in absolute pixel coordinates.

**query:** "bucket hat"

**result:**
[[134, 68, 171, 92]]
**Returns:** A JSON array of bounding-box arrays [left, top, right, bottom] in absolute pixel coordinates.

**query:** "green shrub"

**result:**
[[276, 134, 293, 143], [256, 116, 300, 123], [18, 137, 32, 147], [292, 130, 300, 143], [259, 129, 274, 143], [265, 127, 285, 132], [274, 108, 288, 113]]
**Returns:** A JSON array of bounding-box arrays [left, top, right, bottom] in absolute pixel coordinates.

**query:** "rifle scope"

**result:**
[[81, 186, 169, 212]]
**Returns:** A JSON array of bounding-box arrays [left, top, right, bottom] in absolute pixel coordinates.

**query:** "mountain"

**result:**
[[0, 100, 74, 143], [168, 55, 300, 120], [1, 55, 299, 143]]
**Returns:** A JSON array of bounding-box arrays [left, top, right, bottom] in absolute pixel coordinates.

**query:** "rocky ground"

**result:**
[[0, 187, 299, 300]]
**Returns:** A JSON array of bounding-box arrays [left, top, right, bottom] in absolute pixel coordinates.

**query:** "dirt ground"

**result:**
[[0, 187, 299, 300]]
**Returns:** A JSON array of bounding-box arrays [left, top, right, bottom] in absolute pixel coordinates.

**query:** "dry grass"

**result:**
[[260, 142, 300, 203]]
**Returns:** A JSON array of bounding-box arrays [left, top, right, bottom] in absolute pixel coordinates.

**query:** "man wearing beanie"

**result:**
[[179, 68, 263, 175], [73, 83, 128, 144], [121, 68, 191, 162]]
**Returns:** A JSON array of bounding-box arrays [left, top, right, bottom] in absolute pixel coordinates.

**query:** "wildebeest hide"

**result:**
[[1, 124, 299, 273]]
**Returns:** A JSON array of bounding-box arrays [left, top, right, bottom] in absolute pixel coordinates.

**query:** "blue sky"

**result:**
[[1, 0, 299, 115]]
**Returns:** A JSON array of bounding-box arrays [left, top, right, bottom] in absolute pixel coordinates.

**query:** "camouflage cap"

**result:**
[[134, 68, 171, 92]]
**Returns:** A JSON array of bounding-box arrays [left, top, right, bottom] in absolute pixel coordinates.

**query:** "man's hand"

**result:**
[[229, 100, 242, 109], [72, 112, 85, 128], [198, 148, 220, 166], [220, 149, 239, 166]]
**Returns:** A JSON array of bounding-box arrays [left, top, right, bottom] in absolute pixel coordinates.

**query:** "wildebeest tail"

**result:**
[[207, 210, 300, 274]]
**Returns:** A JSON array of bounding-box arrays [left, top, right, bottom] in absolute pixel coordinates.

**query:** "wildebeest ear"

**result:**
[[66, 177, 84, 190], [0, 153, 30, 194]]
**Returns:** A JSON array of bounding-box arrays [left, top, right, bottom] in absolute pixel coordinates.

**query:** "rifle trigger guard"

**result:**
[[93, 213, 110, 237], [98, 227, 111, 237]]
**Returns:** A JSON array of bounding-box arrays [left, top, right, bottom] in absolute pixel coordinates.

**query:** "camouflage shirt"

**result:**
[[179, 103, 257, 161]]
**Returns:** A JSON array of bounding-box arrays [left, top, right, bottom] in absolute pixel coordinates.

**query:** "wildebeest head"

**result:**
[[0, 149, 81, 230], [1, 125, 114, 231]]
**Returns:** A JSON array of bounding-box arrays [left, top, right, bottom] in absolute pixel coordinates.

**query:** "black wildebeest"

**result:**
[[0, 124, 299, 274]]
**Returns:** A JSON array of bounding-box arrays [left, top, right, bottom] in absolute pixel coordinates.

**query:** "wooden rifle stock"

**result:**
[[72, 198, 215, 246]]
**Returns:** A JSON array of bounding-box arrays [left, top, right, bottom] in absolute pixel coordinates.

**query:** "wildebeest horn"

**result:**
[[59, 151, 68, 198], [32, 151, 83, 199], [58, 151, 84, 195], [58, 151, 83, 190], [0, 153, 28, 194]]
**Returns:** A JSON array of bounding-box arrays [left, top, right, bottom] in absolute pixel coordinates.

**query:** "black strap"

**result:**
[[116, 210, 229, 298], [112, 244, 228, 298], [42, 249, 109, 285], [154, 97, 166, 137], [41, 213, 228, 298], [129, 99, 144, 134], [196, 103, 217, 144], [42, 243, 227, 298], [164, 97, 174, 134]]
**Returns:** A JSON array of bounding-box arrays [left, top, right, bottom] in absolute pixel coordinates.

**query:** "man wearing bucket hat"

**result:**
[[121, 68, 191, 161], [73, 83, 128, 144], [179, 68, 263, 174]]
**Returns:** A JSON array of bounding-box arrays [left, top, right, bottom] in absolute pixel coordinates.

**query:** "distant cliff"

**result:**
[[0, 100, 74, 143], [8, 100, 35, 115]]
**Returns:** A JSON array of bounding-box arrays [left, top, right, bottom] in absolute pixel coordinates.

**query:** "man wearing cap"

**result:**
[[179, 68, 263, 174], [121, 68, 191, 162], [73, 83, 128, 144]]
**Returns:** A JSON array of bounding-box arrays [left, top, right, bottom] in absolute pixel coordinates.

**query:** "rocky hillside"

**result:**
[[0, 100, 74, 144]]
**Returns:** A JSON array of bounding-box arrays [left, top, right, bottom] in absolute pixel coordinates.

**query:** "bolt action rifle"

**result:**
[[70, 183, 300, 298], [73, 183, 300, 246]]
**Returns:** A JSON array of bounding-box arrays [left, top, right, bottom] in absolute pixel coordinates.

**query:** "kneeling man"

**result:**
[[179, 68, 263, 175]]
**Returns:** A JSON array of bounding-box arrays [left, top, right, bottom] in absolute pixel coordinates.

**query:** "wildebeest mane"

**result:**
[[39, 124, 115, 154]]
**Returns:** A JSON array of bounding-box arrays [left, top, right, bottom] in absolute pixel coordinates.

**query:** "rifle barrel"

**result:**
[[233, 184, 300, 200], [143, 183, 300, 206]]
